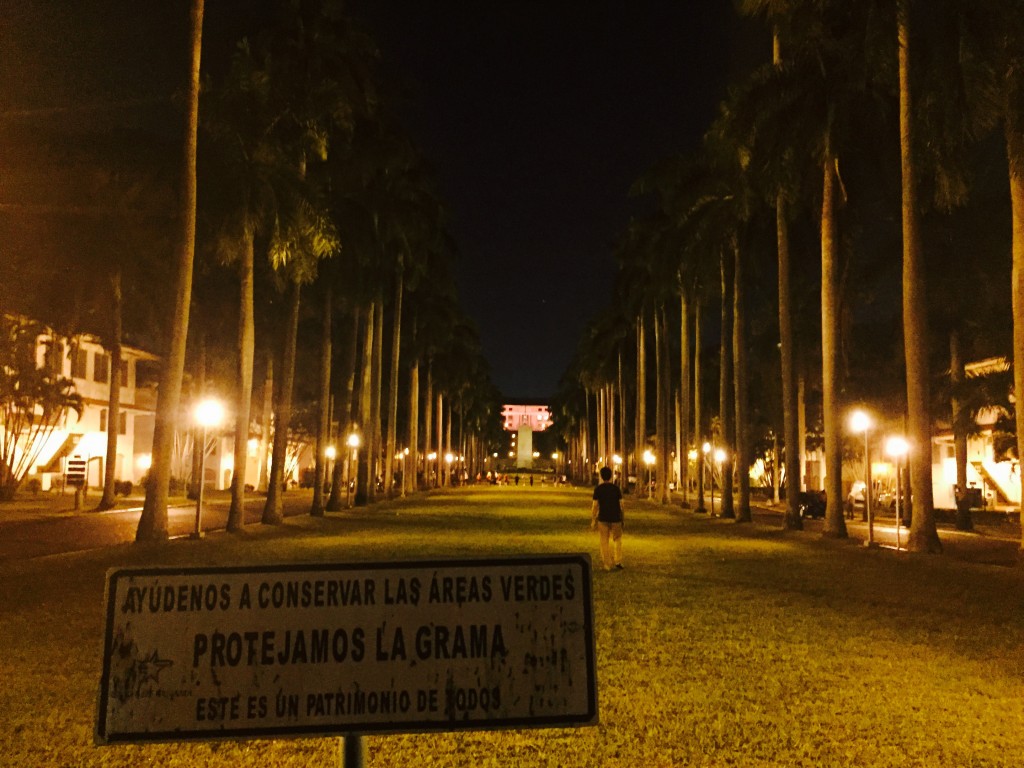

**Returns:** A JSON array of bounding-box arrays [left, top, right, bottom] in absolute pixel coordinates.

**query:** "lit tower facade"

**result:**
[[501, 403, 552, 469]]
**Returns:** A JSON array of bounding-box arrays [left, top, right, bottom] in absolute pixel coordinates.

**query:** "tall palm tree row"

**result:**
[[564, 0, 1023, 556], [133, 1, 498, 541]]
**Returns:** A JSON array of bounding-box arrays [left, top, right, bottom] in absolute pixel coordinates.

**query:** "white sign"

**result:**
[[96, 555, 596, 744]]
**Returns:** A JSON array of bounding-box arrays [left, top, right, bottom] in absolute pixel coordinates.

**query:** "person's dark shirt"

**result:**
[[592, 482, 623, 523]]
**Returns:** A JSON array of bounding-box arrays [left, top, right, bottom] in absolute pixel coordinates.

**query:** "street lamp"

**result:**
[[643, 449, 655, 499], [850, 409, 875, 546], [886, 436, 909, 550], [346, 433, 361, 508], [192, 397, 225, 539], [445, 452, 454, 486]]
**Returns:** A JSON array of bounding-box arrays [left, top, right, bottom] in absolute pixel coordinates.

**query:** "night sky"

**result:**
[[2, 2, 759, 400], [352, 3, 754, 398]]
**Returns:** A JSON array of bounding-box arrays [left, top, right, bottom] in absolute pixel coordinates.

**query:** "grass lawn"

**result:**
[[2, 485, 1023, 767]]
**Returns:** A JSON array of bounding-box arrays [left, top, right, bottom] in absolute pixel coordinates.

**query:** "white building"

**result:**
[[28, 329, 158, 491]]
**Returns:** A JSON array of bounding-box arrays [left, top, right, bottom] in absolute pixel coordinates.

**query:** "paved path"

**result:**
[[747, 504, 1021, 567], [0, 490, 317, 562]]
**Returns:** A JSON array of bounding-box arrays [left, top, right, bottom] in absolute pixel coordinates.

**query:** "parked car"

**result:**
[[798, 490, 827, 519], [878, 489, 911, 515]]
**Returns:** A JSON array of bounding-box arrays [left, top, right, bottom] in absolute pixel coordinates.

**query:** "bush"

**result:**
[[114, 480, 133, 496]]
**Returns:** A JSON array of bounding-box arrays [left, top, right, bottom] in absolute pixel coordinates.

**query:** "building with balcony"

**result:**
[[19, 325, 160, 491]]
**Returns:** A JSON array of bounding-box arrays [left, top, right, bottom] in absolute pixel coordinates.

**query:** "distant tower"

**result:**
[[517, 426, 533, 468], [501, 402, 551, 470]]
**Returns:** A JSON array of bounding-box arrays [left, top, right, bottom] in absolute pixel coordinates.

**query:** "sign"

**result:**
[[96, 555, 596, 745], [65, 455, 87, 486]]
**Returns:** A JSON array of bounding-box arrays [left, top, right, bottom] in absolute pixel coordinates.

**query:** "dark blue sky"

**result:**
[[352, 3, 757, 399]]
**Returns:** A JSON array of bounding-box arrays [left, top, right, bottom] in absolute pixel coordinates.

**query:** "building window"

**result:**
[[45, 340, 65, 376], [71, 348, 88, 379], [119, 412, 128, 435], [100, 409, 107, 432], [94, 352, 109, 383], [120, 360, 129, 387]]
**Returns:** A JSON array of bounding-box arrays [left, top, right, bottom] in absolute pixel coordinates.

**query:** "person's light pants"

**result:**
[[597, 522, 622, 569]]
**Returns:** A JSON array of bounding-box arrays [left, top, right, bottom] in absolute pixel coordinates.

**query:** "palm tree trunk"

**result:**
[[1005, 118, 1024, 549], [694, 300, 705, 512], [636, 315, 646, 484], [136, 0, 203, 543], [654, 314, 663, 498], [734, 238, 751, 523], [435, 391, 443, 488], [423, 363, 433, 489], [798, 366, 807, 492], [777, 194, 803, 529], [256, 354, 272, 494], [98, 269, 122, 511], [658, 306, 672, 504], [189, 337, 206, 501], [821, 150, 847, 538], [618, 350, 627, 491], [356, 303, 374, 505], [327, 309, 358, 511], [607, 382, 614, 473], [679, 289, 690, 506], [899, 5, 940, 552], [444, 400, 453, 485], [407, 355, 419, 497], [369, 299, 384, 500], [262, 280, 300, 524], [719, 251, 735, 519], [950, 329, 972, 531], [227, 229, 255, 530], [311, 283, 332, 517], [772, 432, 781, 504], [384, 268, 403, 498]]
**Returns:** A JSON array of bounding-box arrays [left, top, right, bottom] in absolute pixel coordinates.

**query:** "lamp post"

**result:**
[[192, 398, 225, 539], [612, 454, 623, 489], [346, 433, 360, 508], [643, 449, 655, 500], [886, 436, 909, 550], [850, 410, 875, 547], [444, 452, 454, 486]]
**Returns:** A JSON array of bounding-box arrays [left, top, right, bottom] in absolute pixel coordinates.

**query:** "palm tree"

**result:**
[[733, 2, 898, 537], [898, 1, 941, 552], [136, 0, 204, 543], [733, 234, 753, 523], [96, 269, 123, 511], [310, 281, 332, 516], [718, 247, 736, 519], [201, 40, 304, 531], [739, 0, 805, 530]]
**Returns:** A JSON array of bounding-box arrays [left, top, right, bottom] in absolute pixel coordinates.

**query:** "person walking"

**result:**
[[591, 465, 624, 571]]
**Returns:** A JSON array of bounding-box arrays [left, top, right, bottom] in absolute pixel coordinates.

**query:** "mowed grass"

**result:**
[[2, 485, 1023, 767]]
